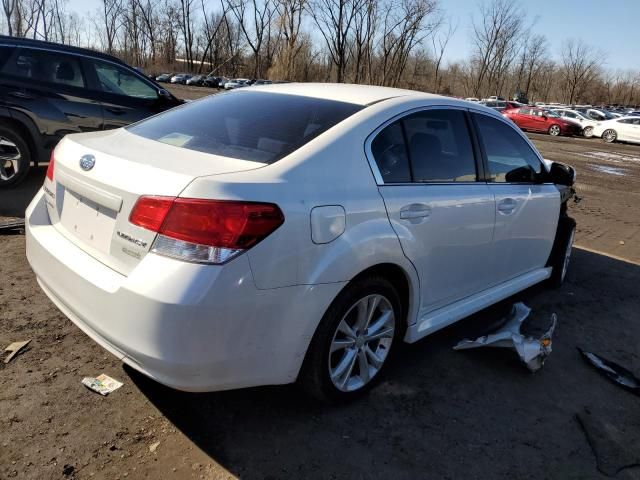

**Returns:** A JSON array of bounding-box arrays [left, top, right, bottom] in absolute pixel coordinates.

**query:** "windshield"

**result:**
[[544, 110, 560, 118], [128, 91, 363, 164]]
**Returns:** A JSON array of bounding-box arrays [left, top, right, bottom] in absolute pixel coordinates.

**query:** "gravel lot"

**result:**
[[2, 91, 640, 479]]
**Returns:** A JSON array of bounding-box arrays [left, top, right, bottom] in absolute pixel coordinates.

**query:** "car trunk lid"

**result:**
[[45, 128, 266, 276]]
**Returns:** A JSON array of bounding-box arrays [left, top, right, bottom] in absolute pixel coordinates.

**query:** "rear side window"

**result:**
[[370, 121, 411, 183], [0, 46, 13, 70], [403, 109, 476, 182], [474, 114, 543, 183], [1, 48, 85, 88], [370, 108, 477, 183], [128, 91, 363, 164]]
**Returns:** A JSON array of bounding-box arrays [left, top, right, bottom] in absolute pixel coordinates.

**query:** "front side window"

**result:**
[[2, 48, 85, 88], [92, 60, 157, 100], [403, 109, 476, 182], [474, 114, 543, 183], [129, 91, 363, 164]]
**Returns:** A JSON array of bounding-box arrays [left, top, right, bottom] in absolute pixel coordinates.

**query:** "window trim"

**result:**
[[364, 105, 483, 186], [469, 109, 551, 185]]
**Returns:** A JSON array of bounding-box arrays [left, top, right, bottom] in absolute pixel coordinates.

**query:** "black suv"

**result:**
[[0, 36, 182, 187]]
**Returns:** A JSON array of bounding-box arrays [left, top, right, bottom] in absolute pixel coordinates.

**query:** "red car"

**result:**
[[502, 107, 582, 136]]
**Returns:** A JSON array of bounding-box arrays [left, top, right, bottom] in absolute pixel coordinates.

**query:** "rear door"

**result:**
[[0, 47, 103, 150], [472, 112, 559, 282], [371, 107, 496, 314], [81, 57, 177, 129]]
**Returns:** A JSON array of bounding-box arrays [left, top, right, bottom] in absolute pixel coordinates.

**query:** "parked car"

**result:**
[[155, 73, 172, 83], [0, 35, 182, 188], [502, 107, 582, 136], [170, 74, 191, 84], [26, 84, 577, 402], [224, 78, 250, 89], [481, 100, 507, 111], [512, 92, 529, 104], [203, 75, 221, 88], [464, 97, 480, 103], [252, 79, 272, 86], [575, 108, 617, 122], [592, 116, 640, 144], [216, 76, 230, 88], [550, 108, 600, 137], [481, 100, 522, 112], [186, 75, 204, 86]]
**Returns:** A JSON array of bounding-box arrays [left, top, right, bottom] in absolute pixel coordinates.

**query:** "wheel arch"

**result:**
[[348, 263, 413, 329], [0, 111, 43, 165]]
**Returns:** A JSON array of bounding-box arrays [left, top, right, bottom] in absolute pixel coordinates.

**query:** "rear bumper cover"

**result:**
[[26, 189, 345, 392]]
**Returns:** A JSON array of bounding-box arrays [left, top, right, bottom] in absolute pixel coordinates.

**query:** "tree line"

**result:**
[[2, 0, 639, 105]]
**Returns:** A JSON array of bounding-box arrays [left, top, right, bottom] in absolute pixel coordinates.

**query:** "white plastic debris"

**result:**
[[453, 303, 557, 372], [81, 374, 123, 395], [4, 340, 31, 363]]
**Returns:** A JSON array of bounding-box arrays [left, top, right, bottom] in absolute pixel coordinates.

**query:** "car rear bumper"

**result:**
[[26, 189, 344, 392]]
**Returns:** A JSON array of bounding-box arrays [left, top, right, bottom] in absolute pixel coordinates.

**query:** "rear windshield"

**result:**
[[127, 91, 363, 163]]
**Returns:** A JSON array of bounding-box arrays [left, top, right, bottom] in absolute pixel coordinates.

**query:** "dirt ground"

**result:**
[[1, 98, 640, 479]]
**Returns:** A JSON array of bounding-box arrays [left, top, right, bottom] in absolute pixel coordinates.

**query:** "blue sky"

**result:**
[[67, 0, 640, 71]]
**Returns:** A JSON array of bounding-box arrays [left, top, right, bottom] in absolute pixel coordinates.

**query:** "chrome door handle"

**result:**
[[498, 198, 517, 215], [400, 203, 431, 220]]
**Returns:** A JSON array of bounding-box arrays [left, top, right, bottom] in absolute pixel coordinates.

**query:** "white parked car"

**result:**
[[464, 97, 480, 103], [25, 84, 577, 402], [592, 116, 640, 144], [224, 78, 250, 90], [550, 108, 600, 137]]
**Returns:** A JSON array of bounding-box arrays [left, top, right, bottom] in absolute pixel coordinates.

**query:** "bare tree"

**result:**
[[431, 17, 455, 93], [470, 0, 527, 97], [560, 38, 601, 104], [376, 0, 438, 87], [307, 0, 364, 82]]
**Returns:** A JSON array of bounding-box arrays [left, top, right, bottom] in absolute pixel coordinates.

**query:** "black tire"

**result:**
[[0, 124, 31, 189], [299, 275, 404, 403], [547, 216, 576, 288], [602, 129, 617, 143]]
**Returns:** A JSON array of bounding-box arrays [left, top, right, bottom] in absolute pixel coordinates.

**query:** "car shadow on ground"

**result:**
[[0, 164, 46, 217], [128, 248, 640, 479]]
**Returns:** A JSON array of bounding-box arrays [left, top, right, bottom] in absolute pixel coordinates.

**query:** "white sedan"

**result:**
[[25, 84, 577, 402], [550, 108, 600, 138], [592, 116, 640, 144]]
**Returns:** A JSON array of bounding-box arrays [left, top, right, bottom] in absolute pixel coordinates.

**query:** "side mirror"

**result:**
[[549, 161, 576, 186], [542, 115, 548, 120]]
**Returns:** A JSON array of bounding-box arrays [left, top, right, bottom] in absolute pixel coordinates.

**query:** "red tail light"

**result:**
[[129, 196, 284, 264], [46, 151, 55, 181]]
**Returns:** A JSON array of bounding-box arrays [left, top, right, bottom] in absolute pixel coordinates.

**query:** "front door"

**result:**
[[473, 112, 559, 282], [82, 58, 177, 130], [370, 108, 496, 314]]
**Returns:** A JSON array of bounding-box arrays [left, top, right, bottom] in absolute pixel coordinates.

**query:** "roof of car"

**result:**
[[247, 82, 437, 106], [0, 35, 130, 67]]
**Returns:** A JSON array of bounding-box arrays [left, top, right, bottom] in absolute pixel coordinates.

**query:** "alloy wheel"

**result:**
[[583, 126, 593, 138], [0, 137, 22, 182], [328, 294, 395, 392], [549, 125, 560, 136], [603, 129, 617, 143]]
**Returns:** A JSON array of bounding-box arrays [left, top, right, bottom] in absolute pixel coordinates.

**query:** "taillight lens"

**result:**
[[129, 196, 284, 264], [46, 151, 55, 181]]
